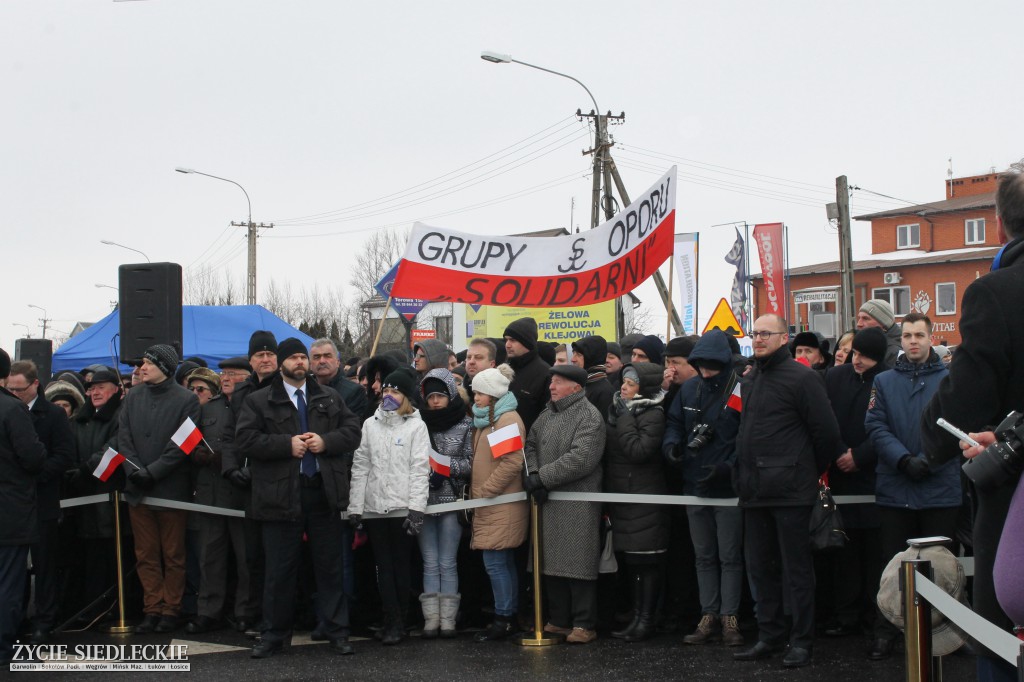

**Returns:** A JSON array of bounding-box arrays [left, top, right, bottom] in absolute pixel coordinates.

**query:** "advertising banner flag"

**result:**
[[753, 223, 786, 316], [375, 261, 429, 321], [673, 232, 698, 335], [391, 168, 677, 307]]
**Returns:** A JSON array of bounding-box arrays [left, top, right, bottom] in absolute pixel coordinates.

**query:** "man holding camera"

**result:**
[[922, 162, 1024, 682], [732, 314, 841, 669]]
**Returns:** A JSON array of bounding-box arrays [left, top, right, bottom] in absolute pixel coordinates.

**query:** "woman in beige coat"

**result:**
[[469, 364, 529, 642]]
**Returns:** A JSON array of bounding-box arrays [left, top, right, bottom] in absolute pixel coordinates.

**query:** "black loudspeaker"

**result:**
[[118, 262, 183, 364], [15, 338, 53, 387]]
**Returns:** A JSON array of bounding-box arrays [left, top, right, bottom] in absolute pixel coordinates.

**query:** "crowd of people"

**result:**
[[1, 165, 1022, 678]]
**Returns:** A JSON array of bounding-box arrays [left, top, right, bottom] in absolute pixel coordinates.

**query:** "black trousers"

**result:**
[[545, 575, 597, 630], [0, 546, 29, 663], [261, 483, 348, 645], [29, 518, 60, 629], [744, 505, 816, 649], [365, 518, 413, 624], [874, 505, 959, 640]]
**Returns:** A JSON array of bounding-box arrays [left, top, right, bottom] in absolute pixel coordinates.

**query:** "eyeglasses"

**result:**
[[750, 331, 786, 340], [189, 385, 210, 394]]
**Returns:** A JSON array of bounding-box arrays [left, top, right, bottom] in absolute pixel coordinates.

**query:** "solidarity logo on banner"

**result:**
[[390, 168, 677, 307]]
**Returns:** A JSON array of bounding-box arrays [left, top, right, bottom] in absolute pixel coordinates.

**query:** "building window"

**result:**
[[897, 223, 920, 249], [434, 316, 452, 345], [965, 218, 986, 245], [872, 286, 912, 316], [936, 282, 956, 315]]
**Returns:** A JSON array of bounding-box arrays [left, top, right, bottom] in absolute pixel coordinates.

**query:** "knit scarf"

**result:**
[[472, 391, 519, 429]]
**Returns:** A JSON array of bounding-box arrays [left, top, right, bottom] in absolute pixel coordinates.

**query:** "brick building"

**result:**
[[750, 171, 1000, 346]]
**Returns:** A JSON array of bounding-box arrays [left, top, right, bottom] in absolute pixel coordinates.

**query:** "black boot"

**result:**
[[625, 567, 661, 642], [611, 573, 642, 640]]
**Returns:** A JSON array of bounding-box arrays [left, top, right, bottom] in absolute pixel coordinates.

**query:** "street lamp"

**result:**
[[101, 239, 151, 263], [28, 304, 50, 339], [176, 166, 260, 305]]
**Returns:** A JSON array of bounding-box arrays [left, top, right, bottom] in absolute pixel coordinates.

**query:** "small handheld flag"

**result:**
[[429, 449, 451, 476], [486, 423, 523, 458], [171, 417, 203, 455], [93, 447, 126, 482]]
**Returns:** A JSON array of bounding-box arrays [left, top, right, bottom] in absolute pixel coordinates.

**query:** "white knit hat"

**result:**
[[472, 364, 514, 399]]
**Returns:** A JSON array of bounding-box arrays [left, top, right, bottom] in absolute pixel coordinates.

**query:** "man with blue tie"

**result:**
[[235, 338, 362, 658]]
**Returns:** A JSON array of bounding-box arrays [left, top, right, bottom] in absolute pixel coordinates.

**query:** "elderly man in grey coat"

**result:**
[[524, 364, 606, 644]]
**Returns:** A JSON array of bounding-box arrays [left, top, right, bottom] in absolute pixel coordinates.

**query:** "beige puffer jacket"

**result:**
[[470, 410, 529, 551]]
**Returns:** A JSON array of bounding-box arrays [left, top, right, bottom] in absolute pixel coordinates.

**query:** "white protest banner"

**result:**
[[673, 232, 698, 334], [390, 168, 677, 307]]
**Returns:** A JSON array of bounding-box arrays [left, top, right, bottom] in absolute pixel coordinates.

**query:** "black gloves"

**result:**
[[403, 510, 425, 536], [695, 463, 731, 497], [347, 513, 362, 528], [899, 455, 931, 481], [226, 467, 252, 490], [128, 467, 156, 490], [524, 472, 548, 505]]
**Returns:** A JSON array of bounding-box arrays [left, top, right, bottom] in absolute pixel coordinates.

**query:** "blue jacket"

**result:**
[[865, 352, 960, 509], [663, 331, 739, 497]]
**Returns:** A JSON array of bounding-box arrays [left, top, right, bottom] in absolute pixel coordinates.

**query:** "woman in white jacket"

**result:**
[[347, 367, 430, 645]]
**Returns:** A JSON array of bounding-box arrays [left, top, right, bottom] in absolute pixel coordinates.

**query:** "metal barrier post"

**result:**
[[515, 500, 559, 646], [901, 559, 933, 682], [106, 492, 133, 635]]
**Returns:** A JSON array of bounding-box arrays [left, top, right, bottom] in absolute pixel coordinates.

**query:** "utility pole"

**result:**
[[231, 221, 273, 305], [579, 110, 684, 337], [835, 176, 856, 331]]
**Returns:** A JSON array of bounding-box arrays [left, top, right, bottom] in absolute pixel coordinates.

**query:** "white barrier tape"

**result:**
[[914, 571, 1021, 667]]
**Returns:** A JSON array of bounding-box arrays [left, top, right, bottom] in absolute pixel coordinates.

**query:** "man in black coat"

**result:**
[[0, 350, 46, 665], [733, 314, 842, 669], [235, 338, 362, 658], [571, 335, 613, 419], [922, 163, 1024, 682], [821, 328, 885, 642], [503, 317, 550, 433], [6, 361, 74, 644]]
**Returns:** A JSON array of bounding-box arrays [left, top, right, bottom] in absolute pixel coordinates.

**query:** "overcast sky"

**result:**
[[3, 1, 1022, 358]]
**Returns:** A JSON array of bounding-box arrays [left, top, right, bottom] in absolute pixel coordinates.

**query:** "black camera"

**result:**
[[687, 423, 714, 453], [962, 411, 1024, 492]]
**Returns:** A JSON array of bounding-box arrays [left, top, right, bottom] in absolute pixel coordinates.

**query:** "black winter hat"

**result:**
[[632, 335, 665, 365], [572, 335, 608, 369], [0, 348, 10, 379], [664, 335, 699, 358], [382, 366, 418, 399], [248, 330, 278, 359], [503, 317, 538, 351], [277, 337, 309, 366], [218, 356, 251, 371], [143, 344, 179, 379], [550, 364, 588, 387], [852, 327, 888, 365]]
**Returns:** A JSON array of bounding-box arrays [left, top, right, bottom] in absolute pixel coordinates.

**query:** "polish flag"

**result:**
[[429, 449, 451, 476], [171, 417, 203, 455], [93, 447, 126, 482], [726, 382, 743, 413], [486, 423, 523, 458]]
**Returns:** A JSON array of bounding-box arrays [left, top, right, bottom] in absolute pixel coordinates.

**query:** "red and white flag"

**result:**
[[171, 417, 203, 455], [93, 447, 126, 482], [486, 423, 523, 458], [726, 382, 743, 413], [429, 449, 451, 477]]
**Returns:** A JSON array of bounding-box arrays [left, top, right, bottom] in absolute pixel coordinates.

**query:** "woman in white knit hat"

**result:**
[[468, 364, 529, 642]]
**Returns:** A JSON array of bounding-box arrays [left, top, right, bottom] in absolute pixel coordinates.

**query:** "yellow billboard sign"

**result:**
[[462, 300, 617, 347]]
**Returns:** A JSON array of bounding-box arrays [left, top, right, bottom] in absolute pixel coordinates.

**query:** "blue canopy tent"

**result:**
[[53, 305, 315, 373]]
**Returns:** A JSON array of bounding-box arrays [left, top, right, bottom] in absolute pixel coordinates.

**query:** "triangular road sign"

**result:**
[[702, 298, 746, 338]]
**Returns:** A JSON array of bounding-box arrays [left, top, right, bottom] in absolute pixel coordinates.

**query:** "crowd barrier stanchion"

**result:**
[[106, 492, 133, 635], [515, 499, 559, 647], [902, 559, 933, 682]]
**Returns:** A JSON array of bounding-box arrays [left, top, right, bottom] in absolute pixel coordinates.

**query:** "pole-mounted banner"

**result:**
[[391, 167, 677, 308]]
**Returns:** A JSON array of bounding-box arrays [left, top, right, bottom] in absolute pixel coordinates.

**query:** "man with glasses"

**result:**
[[733, 315, 841, 669], [184, 368, 254, 635], [6, 361, 73, 645]]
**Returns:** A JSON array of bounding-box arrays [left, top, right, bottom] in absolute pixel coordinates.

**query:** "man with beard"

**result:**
[[236, 338, 362, 658]]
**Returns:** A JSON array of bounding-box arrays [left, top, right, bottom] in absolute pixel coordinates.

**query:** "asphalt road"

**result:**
[[19, 622, 978, 681]]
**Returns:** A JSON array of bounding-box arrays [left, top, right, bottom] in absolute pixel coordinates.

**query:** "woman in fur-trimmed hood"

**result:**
[[603, 361, 668, 642]]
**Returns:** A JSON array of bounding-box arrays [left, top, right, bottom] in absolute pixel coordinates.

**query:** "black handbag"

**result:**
[[809, 478, 847, 552]]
